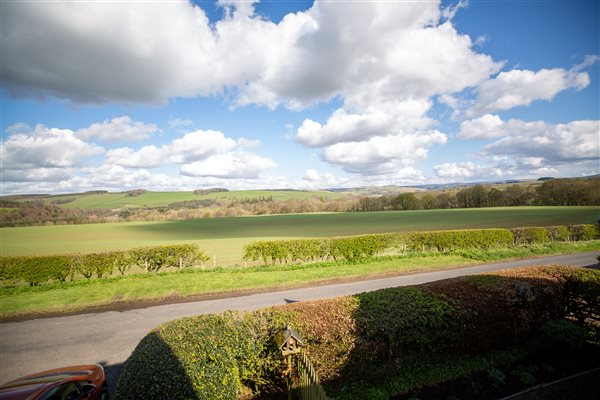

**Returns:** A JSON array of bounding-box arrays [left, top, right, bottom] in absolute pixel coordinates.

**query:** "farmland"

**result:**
[[17, 189, 344, 209], [1, 207, 598, 265]]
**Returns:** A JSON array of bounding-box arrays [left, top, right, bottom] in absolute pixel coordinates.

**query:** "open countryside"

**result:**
[[2, 206, 598, 262], [2, 1, 599, 399]]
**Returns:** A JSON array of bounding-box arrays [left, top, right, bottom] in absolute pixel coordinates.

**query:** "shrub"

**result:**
[[116, 312, 286, 400], [0, 244, 210, 285], [71, 252, 121, 279], [117, 266, 600, 399], [243, 234, 398, 264], [546, 225, 570, 242], [528, 319, 586, 363], [353, 287, 466, 362], [130, 244, 210, 273], [568, 224, 599, 241], [407, 229, 513, 252], [511, 227, 549, 245], [0, 255, 71, 286]]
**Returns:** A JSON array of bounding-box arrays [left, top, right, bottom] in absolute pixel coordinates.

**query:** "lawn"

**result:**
[[1, 207, 598, 262]]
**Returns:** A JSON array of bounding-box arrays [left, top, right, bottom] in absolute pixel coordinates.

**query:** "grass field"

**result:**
[[1, 241, 598, 318], [43, 190, 344, 209], [1, 207, 598, 264]]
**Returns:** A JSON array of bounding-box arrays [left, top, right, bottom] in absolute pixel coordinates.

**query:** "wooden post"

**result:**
[[287, 354, 292, 400]]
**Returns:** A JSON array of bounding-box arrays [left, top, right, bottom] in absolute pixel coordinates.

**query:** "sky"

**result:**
[[1, 0, 598, 194]]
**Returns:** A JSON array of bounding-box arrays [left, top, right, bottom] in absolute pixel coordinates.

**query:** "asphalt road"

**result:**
[[1, 251, 598, 394]]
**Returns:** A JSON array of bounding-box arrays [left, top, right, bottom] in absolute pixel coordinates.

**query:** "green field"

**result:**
[[38, 190, 344, 209], [1, 207, 598, 264], [2, 241, 599, 318]]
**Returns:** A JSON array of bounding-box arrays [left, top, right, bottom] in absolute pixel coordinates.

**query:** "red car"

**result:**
[[0, 364, 108, 400]]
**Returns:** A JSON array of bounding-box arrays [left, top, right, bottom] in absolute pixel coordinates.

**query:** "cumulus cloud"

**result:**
[[1, 124, 103, 182], [1, 0, 500, 110], [180, 152, 276, 179], [303, 169, 321, 182], [483, 119, 599, 163], [458, 114, 505, 139], [433, 162, 502, 179], [447, 117, 600, 180], [105, 145, 164, 169], [464, 67, 591, 118], [76, 116, 159, 142], [104, 128, 274, 179], [166, 130, 237, 164], [296, 100, 434, 147], [322, 131, 447, 175]]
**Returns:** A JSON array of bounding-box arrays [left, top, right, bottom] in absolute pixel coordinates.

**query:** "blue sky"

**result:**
[[1, 0, 598, 194]]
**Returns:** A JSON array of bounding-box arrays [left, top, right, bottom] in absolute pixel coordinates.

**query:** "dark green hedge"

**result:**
[[116, 265, 600, 400], [0, 244, 210, 286]]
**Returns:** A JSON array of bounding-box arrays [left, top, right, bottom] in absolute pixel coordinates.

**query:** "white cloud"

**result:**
[[445, 117, 600, 181], [433, 162, 502, 179], [105, 145, 164, 169], [458, 114, 504, 139], [237, 137, 261, 148], [303, 169, 321, 182], [76, 116, 159, 142], [1, 1, 500, 110], [296, 169, 351, 189], [296, 100, 434, 147], [104, 129, 273, 180], [322, 130, 447, 175], [1, 124, 103, 182], [465, 67, 590, 117], [168, 117, 194, 130], [1, 2, 218, 104], [180, 152, 276, 179], [483, 119, 599, 163], [166, 130, 237, 164], [530, 167, 559, 175]]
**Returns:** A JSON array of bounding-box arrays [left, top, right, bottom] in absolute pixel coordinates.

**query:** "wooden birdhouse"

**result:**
[[276, 325, 303, 356]]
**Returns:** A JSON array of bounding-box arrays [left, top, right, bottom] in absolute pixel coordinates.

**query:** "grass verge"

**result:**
[[1, 241, 598, 320]]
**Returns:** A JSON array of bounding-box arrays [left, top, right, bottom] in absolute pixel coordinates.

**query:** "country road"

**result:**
[[1, 251, 598, 394]]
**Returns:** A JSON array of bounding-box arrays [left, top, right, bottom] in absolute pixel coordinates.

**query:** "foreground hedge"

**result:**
[[0, 244, 210, 286], [116, 265, 600, 400]]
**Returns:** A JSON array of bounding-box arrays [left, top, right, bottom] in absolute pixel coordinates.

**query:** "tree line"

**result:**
[[1, 177, 597, 227], [351, 177, 599, 211]]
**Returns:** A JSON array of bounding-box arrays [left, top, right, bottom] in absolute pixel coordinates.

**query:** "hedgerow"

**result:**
[[568, 224, 599, 241], [406, 229, 513, 252], [243, 234, 399, 264], [116, 265, 600, 400], [0, 255, 71, 286], [243, 225, 597, 264], [511, 227, 549, 245], [130, 244, 210, 273], [0, 244, 210, 286]]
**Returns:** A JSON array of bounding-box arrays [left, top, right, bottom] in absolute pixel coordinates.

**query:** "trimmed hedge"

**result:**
[[511, 226, 549, 245], [243, 234, 399, 264], [406, 228, 513, 252], [243, 224, 598, 263], [130, 244, 210, 273], [0, 255, 70, 286], [116, 265, 600, 400], [0, 244, 210, 286]]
